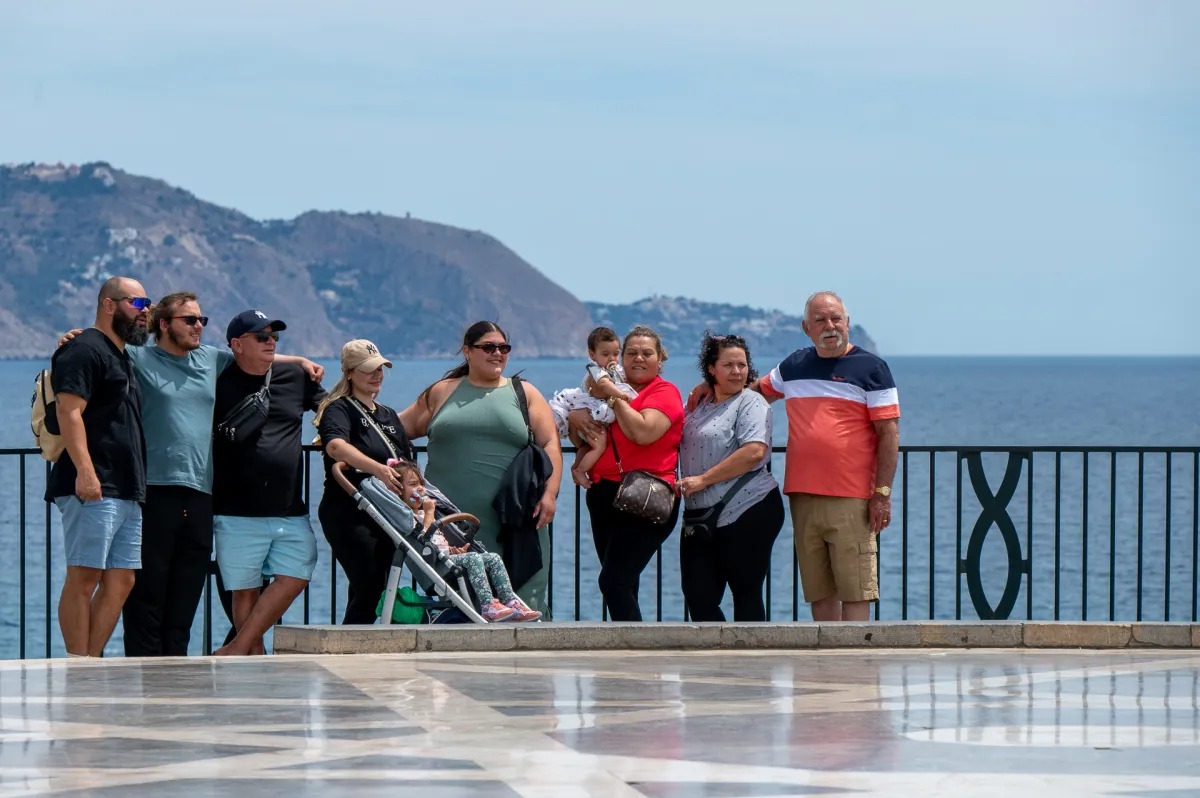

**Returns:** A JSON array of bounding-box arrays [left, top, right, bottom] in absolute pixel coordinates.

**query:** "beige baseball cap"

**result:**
[[341, 339, 392, 372]]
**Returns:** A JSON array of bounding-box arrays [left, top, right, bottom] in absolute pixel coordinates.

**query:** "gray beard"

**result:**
[[113, 312, 149, 346]]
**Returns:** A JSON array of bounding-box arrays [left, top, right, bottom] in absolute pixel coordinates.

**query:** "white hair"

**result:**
[[804, 291, 847, 322]]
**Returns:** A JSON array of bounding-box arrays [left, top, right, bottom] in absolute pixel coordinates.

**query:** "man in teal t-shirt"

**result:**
[[110, 293, 322, 657]]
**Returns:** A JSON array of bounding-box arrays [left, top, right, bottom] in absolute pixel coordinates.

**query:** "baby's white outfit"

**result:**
[[548, 361, 638, 439]]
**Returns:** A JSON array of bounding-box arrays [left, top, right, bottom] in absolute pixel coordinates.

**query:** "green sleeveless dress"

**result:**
[[425, 378, 553, 615]]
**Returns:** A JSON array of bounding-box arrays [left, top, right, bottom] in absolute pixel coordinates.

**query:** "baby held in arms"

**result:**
[[385, 459, 541, 622], [547, 326, 638, 486]]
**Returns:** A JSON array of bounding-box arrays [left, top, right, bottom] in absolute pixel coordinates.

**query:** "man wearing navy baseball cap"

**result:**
[[225, 309, 288, 345], [211, 310, 325, 655]]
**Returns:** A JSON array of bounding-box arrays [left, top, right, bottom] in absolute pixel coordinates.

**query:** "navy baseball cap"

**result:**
[[226, 310, 287, 344]]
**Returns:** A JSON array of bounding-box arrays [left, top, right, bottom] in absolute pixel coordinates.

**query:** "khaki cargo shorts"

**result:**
[[789, 493, 878, 603]]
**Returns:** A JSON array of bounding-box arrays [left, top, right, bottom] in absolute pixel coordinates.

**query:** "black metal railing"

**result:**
[[2, 445, 1197, 659]]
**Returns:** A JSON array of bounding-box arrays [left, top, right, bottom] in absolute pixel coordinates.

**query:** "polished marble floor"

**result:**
[[1, 648, 1197, 796]]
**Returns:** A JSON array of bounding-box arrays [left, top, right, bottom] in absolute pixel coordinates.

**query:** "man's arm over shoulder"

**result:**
[[274, 353, 324, 382], [301, 363, 327, 411], [755, 371, 784, 403]]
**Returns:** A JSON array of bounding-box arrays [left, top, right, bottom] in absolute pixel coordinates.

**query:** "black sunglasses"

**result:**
[[471, 343, 512, 355], [249, 330, 279, 343], [117, 296, 151, 311], [171, 315, 209, 327]]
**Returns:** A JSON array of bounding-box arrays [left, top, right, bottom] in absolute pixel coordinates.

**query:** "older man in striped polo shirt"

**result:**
[[758, 291, 900, 622]]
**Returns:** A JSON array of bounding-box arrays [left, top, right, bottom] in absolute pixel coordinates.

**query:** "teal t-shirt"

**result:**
[[128, 343, 235, 494]]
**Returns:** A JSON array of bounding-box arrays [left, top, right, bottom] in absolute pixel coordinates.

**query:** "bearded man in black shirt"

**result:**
[[210, 311, 325, 656], [48, 276, 151, 657]]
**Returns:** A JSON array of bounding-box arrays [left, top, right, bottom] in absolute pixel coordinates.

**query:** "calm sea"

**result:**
[[1, 355, 1198, 658]]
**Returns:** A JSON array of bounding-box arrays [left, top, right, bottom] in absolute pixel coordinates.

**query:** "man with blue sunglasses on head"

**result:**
[[47, 277, 151, 657], [59, 289, 324, 658]]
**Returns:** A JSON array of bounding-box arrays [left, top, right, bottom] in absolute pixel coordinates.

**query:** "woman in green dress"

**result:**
[[399, 321, 562, 615]]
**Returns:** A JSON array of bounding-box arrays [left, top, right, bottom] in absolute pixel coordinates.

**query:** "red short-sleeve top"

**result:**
[[589, 376, 684, 486]]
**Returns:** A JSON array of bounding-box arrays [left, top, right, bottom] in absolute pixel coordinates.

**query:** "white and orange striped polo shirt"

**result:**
[[761, 344, 900, 500]]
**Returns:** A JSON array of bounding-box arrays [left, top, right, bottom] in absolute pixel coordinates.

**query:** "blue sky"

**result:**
[[2, 1, 1197, 355]]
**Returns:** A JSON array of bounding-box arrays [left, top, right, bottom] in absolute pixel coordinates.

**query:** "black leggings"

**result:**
[[586, 479, 680, 622], [680, 489, 784, 622], [318, 497, 395, 625]]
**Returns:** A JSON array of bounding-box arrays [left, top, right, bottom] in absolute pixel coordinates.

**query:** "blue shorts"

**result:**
[[214, 515, 317, 591], [54, 497, 142, 570]]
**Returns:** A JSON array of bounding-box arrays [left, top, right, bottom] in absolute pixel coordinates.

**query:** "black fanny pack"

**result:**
[[215, 366, 272, 443], [681, 470, 758, 542]]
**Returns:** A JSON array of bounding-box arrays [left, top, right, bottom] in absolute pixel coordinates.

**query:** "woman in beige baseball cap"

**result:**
[[313, 339, 416, 624]]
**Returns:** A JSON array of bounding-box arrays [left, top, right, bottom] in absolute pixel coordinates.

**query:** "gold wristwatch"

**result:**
[[874, 486, 891, 498]]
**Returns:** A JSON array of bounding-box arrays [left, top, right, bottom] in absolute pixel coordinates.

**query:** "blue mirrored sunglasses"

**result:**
[[118, 296, 151, 311]]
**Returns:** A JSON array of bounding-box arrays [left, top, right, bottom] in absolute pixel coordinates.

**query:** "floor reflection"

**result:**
[[0, 649, 1196, 797]]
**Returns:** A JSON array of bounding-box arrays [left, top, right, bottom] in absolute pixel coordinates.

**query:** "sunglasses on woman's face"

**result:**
[[171, 315, 209, 328], [471, 343, 512, 355]]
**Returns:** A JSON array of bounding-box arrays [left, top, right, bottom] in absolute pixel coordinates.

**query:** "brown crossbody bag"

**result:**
[[608, 427, 676, 525]]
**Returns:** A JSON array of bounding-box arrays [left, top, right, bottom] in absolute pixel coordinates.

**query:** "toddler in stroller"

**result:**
[[387, 459, 541, 622]]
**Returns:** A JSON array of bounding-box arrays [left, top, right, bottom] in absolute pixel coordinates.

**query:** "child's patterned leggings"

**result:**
[[447, 552, 517, 606]]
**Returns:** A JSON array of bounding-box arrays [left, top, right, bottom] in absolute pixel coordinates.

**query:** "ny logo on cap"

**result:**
[[365, 343, 378, 355], [254, 311, 268, 320]]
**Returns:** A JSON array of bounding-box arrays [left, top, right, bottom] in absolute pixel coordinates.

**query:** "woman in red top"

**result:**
[[570, 325, 684, 621]]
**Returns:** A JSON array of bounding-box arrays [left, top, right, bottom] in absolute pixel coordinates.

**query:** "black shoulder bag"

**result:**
[[493, 375, 552, 589], [215, 366, 272, 443], [609, 429, 676, 526], [681, 470, 759, 542]]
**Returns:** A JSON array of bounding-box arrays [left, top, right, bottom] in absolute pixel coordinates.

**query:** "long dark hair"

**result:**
[[418, 320, 508, 408], [698, 330, 757, 388]]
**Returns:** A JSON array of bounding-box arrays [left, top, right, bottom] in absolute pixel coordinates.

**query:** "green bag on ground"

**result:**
[[376, 585, 427, 624]]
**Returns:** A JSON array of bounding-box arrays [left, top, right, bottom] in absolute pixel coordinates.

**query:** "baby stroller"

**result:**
[[332, 462, 489, 625]]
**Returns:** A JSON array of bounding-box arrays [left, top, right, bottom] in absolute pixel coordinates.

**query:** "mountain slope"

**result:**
[[0, 162, 878, 362], [0, 162, 593, 358]]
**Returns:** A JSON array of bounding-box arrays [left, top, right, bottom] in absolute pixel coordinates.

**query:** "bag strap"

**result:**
[[510, 375, 535, 446], [712, 469, 758, 511], [348, 397, 400, 462], [607, 425, 624, 475], [262, 365, 273, 389]]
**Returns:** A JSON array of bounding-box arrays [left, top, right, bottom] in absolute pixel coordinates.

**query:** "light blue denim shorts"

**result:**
[[54, 497, 142, 570], [214, 515, 317, 591]]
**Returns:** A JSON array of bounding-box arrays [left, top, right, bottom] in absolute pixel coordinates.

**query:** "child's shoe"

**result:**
[[504, 598, 542, 622], [480, 599, 515, 622]]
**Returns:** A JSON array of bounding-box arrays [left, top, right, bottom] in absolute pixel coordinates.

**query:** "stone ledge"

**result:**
[[272, 621, 1200, 655], [818, 622, 922, 648], [514, 622, 724, 650], [1131, 623, 1195, 648], [1023, 622, 1132, 648], [273, 625, 417, 655], [719, 623, 819, 649], [919, 621, 1025, 648]]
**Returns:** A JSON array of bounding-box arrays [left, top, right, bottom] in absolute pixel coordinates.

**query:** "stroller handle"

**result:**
[[332, 461, 358, 496], [333, 462, 481, 531], [432, 512, 481, 529]]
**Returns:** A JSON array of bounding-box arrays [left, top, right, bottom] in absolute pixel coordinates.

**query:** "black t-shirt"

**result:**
[[212, 362, 326, 517], [46, 328, 146, 502], [317, 396, 414, 510]]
